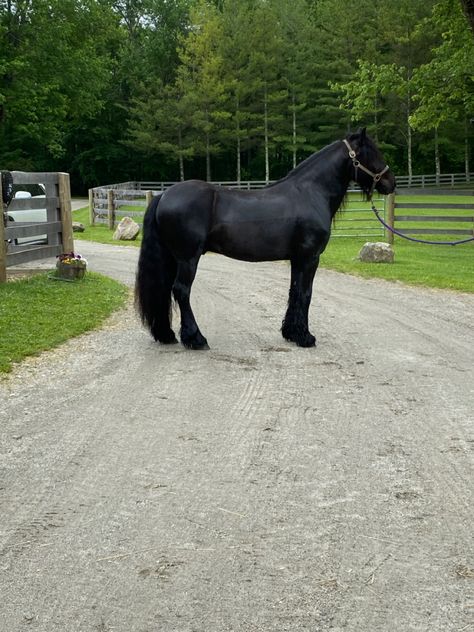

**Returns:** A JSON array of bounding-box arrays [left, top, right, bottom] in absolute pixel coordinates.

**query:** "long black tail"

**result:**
[[135, 194, 178, 343]]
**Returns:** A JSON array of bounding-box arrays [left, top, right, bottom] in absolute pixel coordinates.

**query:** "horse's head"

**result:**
[[344, 128, 396, 197]]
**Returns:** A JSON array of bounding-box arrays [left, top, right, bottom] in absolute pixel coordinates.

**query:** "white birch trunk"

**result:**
[[465, 119, 470, 182], [236, 96, 241, 184], [407, 92, 412, 186], [292, 93, 297, 169], [434, 127, 440, 185], [178, 128, 184, 181], [206, 134, 211, 182]]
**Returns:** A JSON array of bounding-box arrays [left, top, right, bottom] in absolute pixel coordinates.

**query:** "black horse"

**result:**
[[136, 129, 396, 349]]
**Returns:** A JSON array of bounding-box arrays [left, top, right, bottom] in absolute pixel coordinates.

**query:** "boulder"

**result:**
[[358, 241, 394, 263], [72, 221, 85, 233], [113, 216, 140, 241]]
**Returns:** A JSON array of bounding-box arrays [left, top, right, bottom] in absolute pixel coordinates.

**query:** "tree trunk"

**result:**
[[178, 128, 184, 181], [373, 96, 379, 143], [236, 96, 241, 184], [264, 84, 269, 184], [206, 134, 211, 182], [236, 137, 241, 184], [465, 118, 470, 182], [292, 92, 297, 169], [407, 123, 413, 185], [406, 91, 413, 185], [434, 127, 440, 185], [205, 109, 211, 182]]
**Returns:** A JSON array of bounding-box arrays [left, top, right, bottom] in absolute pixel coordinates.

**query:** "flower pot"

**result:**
[[56, 262, 86, 280]]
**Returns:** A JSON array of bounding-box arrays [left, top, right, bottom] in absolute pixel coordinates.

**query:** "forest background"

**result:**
[[0, 0, 473, 194]]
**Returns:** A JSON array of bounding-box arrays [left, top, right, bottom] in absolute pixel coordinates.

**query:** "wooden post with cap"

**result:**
[[386, 192, 395, 245], [107, 189, 115, 230], [58, 172, 74, 253]]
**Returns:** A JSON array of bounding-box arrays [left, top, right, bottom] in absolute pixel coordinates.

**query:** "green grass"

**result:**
[[321, 237, 473, 293], [0, 271, 128, 373], [73, 197, 474, 294], [73, 206, 138, 247], [324, 192, 474, 292]]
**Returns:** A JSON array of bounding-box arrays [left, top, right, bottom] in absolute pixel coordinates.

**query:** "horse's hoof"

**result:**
[[190, 342, 210, 350], [155, 330, 178, 344], [281, 326, 316, 348], [182, 331, 209, 350], [297, 333, 316, 348], [184, 340, 210, 350]]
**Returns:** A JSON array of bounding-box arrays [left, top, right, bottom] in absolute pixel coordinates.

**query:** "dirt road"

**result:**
[[1, 241, 473, 631]]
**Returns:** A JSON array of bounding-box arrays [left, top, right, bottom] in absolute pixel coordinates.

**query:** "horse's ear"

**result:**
[[359, 127, 367, 144]]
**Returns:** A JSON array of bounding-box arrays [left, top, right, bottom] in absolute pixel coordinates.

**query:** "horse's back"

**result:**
[[157, 180, 214, 217]]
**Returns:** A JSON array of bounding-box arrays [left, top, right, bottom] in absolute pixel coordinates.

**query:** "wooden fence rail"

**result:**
[[395, 172, 473, 188], [0, 171, 73, 282]]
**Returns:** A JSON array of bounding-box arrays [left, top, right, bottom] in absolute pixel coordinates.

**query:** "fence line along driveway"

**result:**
[[1, 240, 473, 632]]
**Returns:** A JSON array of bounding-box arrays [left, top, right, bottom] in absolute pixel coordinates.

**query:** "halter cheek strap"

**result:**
[[343, 139, 389, 197]]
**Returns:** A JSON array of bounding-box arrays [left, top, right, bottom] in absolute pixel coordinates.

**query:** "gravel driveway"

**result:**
[[1, 240, 473, 631]]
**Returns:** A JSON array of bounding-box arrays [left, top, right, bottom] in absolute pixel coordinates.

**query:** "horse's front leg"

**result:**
[[173, 256, 209, 350], [282, 255, 320, 347]]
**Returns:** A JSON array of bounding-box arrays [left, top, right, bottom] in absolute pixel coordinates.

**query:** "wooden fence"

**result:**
[[388, 189, 474, 245], [0, 171, 74, 282], [395, 172, 473, 188], [89, 181, 389, 238], [89, 181, 474, 244]]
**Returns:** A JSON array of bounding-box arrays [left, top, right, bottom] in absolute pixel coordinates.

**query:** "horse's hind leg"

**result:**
[[151, 246, 178, 344], [173, 256, 209, 350], [282, 255, 319, 347]]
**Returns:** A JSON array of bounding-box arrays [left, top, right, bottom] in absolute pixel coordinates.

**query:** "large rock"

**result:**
[[113, 216, 140, 241], [358, 242, 394, 263], [72, 221, 85, 233]]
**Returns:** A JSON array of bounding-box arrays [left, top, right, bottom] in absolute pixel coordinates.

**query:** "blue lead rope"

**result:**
[[371, 202, 474, 246]]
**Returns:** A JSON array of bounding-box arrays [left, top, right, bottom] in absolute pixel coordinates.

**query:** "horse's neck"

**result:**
[[313, 145, 351, 215], [281, 143, 351, 216]]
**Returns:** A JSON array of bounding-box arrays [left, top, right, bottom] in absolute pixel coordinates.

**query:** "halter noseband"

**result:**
[[343, 139, 389, 197]]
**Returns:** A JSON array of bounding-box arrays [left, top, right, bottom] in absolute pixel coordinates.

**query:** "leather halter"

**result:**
[[343, 139, 389, 197]]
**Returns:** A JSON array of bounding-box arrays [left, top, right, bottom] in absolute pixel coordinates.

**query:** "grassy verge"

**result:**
[[73, 206, 136, 247], [321, 237, 473, 293], [0, 271, 128, 373], [73, 200, 474, 294]]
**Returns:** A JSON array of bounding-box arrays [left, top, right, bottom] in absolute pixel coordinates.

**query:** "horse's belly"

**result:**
[[206, 221, 292, 262]]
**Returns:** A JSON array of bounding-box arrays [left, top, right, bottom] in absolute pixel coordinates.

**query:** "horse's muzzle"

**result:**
[[377, 172, 396, 195]]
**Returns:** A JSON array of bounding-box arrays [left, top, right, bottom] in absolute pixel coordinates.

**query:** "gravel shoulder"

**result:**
[[1, 241, 473, 631]]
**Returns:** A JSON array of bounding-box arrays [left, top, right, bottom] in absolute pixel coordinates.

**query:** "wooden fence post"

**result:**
[[89, 188, 95, 226], [386, 192, 395, 245], [107, 189, 115, 230], [0, 178, 6, 283], [58, 173, 74, 253], [145, 190, 153, 208]]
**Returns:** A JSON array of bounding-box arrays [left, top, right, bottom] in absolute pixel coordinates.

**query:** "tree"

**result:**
[[127, 80, 194, 181], [410, 0, 474, 178], [175, 1, 228, 181], [0, 0, 117, 170]]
